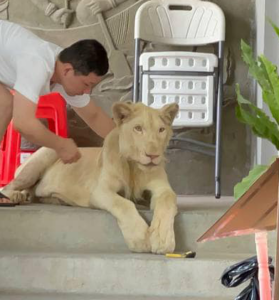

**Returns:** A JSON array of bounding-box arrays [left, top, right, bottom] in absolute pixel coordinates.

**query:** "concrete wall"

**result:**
[[0, 0, 256, 196]]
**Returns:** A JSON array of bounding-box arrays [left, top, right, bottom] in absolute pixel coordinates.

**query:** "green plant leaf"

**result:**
[[234, 21, 279, 201], [259, 55, 279, 124], [268, 18, 279, 38], [241, 40, 270, 91], [234, 164, 269, 200], [235, 84, 279, 149], [234, 157, 277, 200], [241, 40, 279, 124]]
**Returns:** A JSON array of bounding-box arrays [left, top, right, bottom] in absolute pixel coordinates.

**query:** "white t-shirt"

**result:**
[[0, 20, 90, 108]]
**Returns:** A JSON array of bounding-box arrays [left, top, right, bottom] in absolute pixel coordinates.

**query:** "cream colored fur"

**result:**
[[2, 102, 179, 254]]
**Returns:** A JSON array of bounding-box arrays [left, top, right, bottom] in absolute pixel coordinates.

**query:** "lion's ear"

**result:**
[[161, 103, 179, 125], [112, 102, 133, 126]]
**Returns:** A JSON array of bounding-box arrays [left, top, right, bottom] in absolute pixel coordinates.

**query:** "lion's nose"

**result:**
[[145, 153, 159, 160]]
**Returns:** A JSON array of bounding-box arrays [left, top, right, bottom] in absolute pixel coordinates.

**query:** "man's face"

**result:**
[[61, 67, 103, 96]]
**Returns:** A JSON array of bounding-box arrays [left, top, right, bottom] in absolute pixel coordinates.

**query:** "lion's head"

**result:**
[[112, 102, 179, 170]]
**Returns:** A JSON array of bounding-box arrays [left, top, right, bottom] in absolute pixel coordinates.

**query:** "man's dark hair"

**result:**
[[59, 39, 109, 76]]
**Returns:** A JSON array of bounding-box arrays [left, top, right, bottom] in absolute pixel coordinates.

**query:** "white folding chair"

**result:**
[[133, 0, 225, 198]]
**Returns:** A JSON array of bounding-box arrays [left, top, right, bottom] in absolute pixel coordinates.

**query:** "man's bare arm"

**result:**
[[12, 91, 81, 163], [73, 100, 115, 139]]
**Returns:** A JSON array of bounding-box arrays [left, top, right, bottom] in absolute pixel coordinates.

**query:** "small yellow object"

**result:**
[[165, 251, 196, 258], [166, 253, 186, 258]]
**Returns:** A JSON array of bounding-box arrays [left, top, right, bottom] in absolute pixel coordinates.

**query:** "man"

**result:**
[[0, 20, 115, 204]]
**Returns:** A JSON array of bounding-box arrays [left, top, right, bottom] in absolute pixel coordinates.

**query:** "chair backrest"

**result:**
[[135, 0, 225, 46]]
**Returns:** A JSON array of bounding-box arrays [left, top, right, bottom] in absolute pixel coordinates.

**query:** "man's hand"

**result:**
[[54, 138, 81, 164]]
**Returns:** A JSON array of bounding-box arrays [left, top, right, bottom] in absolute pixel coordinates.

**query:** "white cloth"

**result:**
[[0, 20, 90, 108]]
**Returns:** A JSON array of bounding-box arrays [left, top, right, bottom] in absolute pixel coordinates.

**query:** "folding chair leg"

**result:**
[[215, 41, 225, 198], [133, 38, 141, 102]]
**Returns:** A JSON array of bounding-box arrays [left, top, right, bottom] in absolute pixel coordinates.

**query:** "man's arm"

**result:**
[[73, 100, 115, 139], [12, 91, 81, 164]]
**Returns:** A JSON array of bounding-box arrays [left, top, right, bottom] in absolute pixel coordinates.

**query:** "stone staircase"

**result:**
[[0, 196, 276, 299]]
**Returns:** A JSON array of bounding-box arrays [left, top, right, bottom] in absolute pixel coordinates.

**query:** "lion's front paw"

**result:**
[[6, 190, 31, 204], [149, 216, 175, 254], [119, 218, 151, 253]]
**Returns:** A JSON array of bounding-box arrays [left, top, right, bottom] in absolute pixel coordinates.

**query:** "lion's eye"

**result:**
[[159, 127, 165, 133], [134, 125, 143, 132]]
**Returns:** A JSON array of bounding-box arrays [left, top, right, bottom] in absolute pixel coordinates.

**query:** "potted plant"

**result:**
[[234, 20, 279, 200]]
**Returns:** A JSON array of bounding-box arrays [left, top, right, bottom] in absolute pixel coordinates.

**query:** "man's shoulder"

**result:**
[[17, 42, 61, 72]]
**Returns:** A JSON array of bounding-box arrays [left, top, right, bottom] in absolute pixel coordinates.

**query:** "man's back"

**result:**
[[0, 20, 62, 102], [0, 20, 61, 91]]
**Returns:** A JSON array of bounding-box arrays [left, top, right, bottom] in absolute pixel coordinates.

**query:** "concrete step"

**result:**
[[0, 292, 232, 300], [0, 197, 276, 255], [0, 251, 249, 298]]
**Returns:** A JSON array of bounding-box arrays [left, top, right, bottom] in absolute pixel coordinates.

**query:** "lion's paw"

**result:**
[[149, 217, 175, 254], [120, 218, 151, 253], [9, 191, 31, 204]]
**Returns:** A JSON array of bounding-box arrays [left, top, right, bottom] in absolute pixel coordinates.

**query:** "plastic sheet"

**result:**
[[221, 256, 274, 300]]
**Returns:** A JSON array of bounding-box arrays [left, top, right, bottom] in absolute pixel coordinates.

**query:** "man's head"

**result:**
[[57, 39, 109, 96]]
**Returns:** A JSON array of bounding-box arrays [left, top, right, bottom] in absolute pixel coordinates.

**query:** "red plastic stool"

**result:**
[[0, 93, 68, 187]]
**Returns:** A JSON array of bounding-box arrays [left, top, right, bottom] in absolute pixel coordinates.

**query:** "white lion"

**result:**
[[1, 101, 179, 254]]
